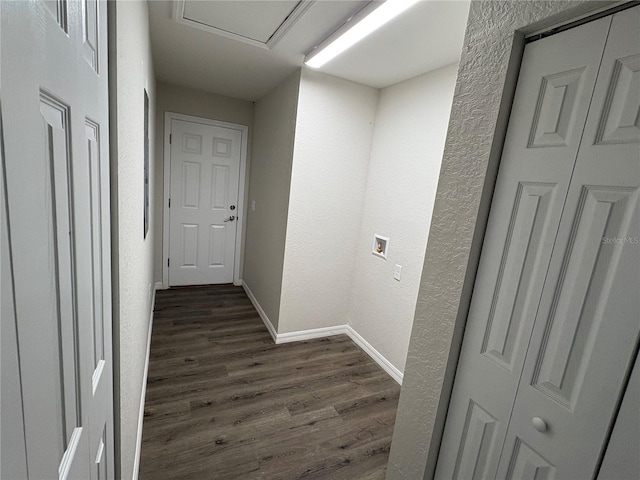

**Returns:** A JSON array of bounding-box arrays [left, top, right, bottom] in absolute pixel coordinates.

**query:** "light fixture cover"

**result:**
[[305, 0, 421, 68]]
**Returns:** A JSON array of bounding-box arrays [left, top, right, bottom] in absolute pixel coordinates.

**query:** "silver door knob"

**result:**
[[224, 216, 236, 222], [532, 417, 547, 432]]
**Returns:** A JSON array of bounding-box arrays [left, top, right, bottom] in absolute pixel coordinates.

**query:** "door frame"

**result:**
[[162, 112, 248, 288]]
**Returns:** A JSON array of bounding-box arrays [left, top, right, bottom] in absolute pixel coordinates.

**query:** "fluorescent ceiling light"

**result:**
[[305, 0, 421, 69]]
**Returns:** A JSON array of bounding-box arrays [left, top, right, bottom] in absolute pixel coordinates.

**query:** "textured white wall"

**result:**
[[154, 83, 254, 285], [386, 1, 605, 479], [348, 65, 458, 374], [243, 70, 301, 329], [111, 1, 156, 478], [278, 70, 378, 333]]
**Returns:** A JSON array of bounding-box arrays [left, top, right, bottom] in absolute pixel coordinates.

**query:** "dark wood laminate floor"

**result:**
[[139, 285, 400, 480]]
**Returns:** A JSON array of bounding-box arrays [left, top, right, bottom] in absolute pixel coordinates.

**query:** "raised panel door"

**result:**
[[1, 0, 114, 477], [168, 119, 242, 285], [0, 72, 29, 480], [496, 8, 640, 478], [434, 16, 612, 479], [598, 352, 640, 480]]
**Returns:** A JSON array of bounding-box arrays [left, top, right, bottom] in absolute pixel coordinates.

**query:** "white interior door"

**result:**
[[435, 15, 612, 480], [436, 6, 639, 479], [1, 1, 114, 478], [168, 118, 242, 286], [1, 56, 29, 480], [495, 9, 640, 478], [598, 350, 640, 480]]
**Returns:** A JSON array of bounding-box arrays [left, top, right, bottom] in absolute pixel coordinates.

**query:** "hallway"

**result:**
[[139, 285, 400, 479]]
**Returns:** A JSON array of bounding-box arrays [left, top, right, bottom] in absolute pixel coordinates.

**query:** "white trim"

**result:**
[[345, 325, 403, 385], [270, 323, 403, 384], [132, 286, 156, 480], [162, 112, 248, 288], [372, 234, 389, 259], [154, 281, 166, 291], [241, 280, 402, 384], [162, 114, 170, 288], [264, 1, 316, 48], [525, 0, 630, 38], [242, 282, 277, 343], [277, 325, 349, 344]]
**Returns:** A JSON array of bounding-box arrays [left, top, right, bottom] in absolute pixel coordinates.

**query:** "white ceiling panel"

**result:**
[[183, 1, 299, 42], [149, 1, 470, 101], [176, 0, 316, 47]]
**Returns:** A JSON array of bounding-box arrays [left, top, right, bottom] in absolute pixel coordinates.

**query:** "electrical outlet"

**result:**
[[394, 264, 402, 281]]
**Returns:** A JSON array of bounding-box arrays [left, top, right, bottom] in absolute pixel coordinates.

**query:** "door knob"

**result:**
[[532, 417, 547, 432], [224, 216, 236, 222]]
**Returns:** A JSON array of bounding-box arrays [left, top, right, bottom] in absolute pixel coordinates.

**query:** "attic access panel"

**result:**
[[173, 0, 315, 49]]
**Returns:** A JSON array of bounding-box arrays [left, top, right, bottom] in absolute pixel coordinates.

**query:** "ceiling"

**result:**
[[148, 1, 470, 101]]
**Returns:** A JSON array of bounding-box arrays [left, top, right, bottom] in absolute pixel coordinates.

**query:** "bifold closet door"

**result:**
[[434, 14, 612, 480], [436, 6, 640, 480], [495, 8, 640, 479]]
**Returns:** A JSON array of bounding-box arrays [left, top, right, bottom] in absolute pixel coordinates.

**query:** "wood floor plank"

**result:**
[[139, 285, 400, 479]]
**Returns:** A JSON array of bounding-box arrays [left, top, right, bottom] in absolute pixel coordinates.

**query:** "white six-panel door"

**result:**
[[436, 7, 639, 479], [1, 0, 114, 478], [168, 118, 243, 286]]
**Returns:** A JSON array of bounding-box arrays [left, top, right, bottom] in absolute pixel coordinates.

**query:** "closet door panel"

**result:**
[[434, 16, 612, 480], [598, 352, 640, 480], [496, 8, 640, 480]]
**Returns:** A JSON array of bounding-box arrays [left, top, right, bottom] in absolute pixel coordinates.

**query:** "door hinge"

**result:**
[[168, 258, 170, 267], [168, 198, 171, 208], [169, 134, 172, 144]]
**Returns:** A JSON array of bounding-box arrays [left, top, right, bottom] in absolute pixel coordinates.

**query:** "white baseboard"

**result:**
[[345, 325, 403, 385], [275, 324, 402, 384], [233, 279, 243, 287], [154, 281, 166, 290], [132, 286, 156, 480], [276, 324, 349, 344], [240, 284, 402, 385], [242, 282, 277, 342]]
